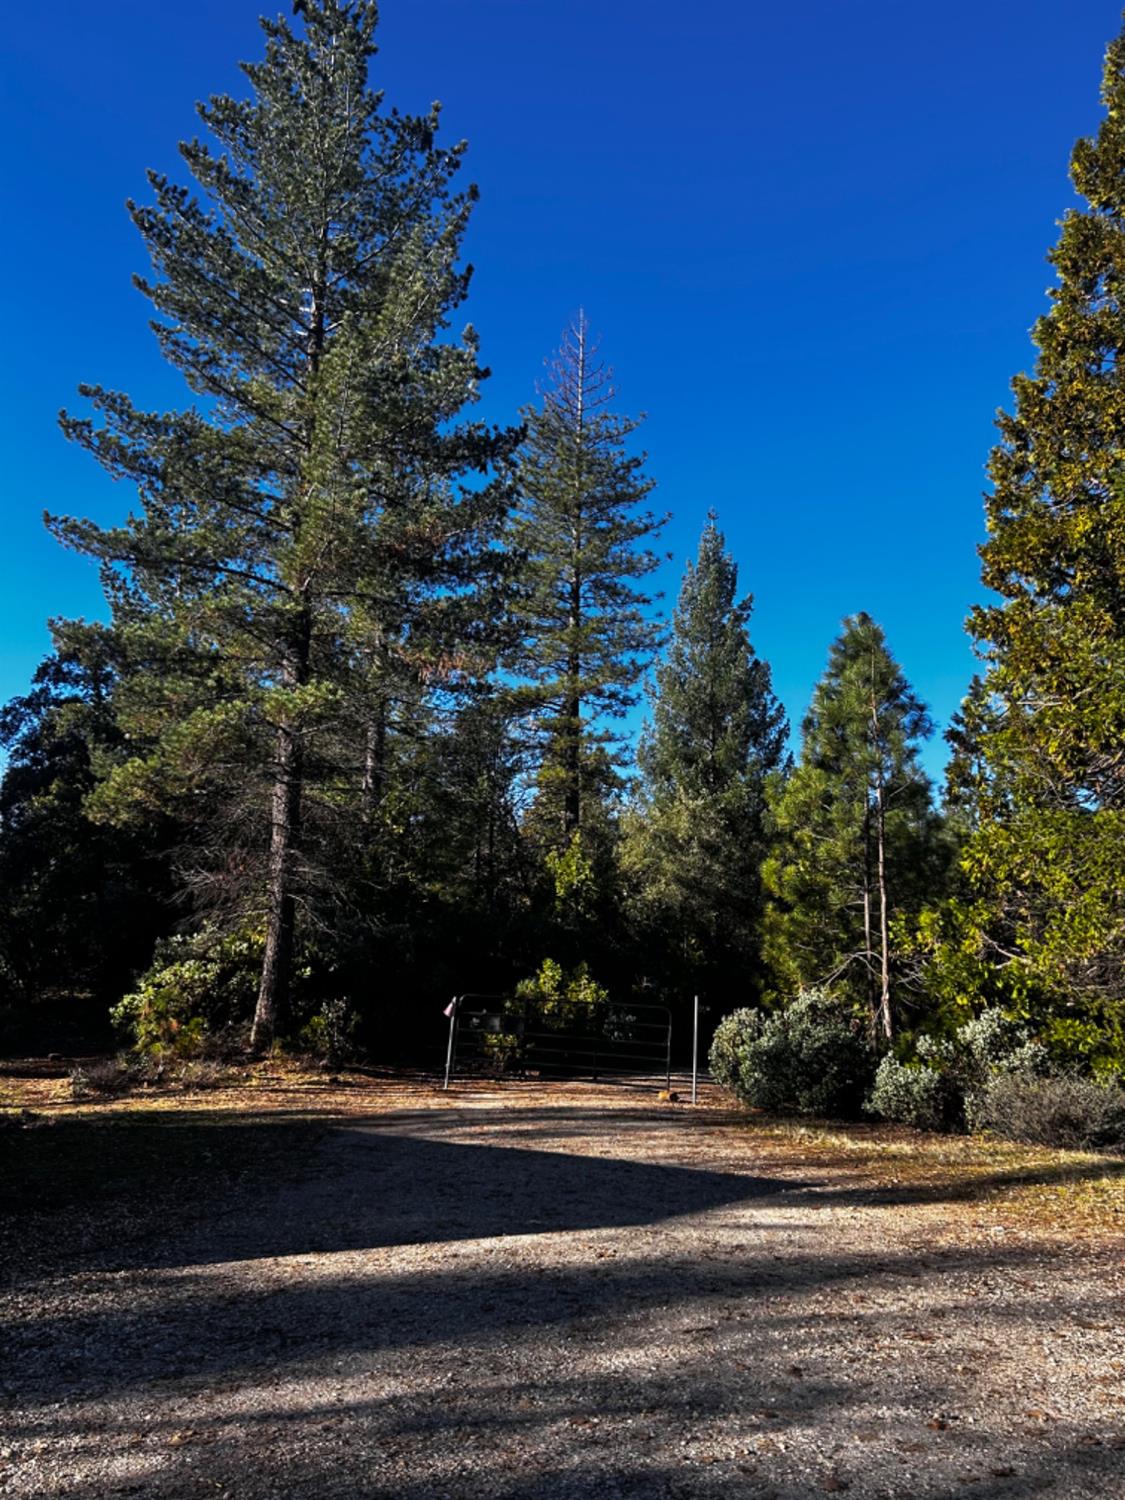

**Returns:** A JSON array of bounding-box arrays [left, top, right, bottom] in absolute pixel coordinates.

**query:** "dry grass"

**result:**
[[725, 1114, 1125, 1237]]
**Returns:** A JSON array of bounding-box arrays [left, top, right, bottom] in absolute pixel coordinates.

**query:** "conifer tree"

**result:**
[[763, 614, 944, 1040], [512, 316, 665, 848], [938, 20, 1125, 1051], [49, 1, 515, 1050], [0, 625, 173, 1022], [624, 513, 788, 993]]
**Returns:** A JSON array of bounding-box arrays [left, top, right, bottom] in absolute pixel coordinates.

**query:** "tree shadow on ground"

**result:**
[[5, 1105, 1125, 1498], [7, 1228, 1124, 1497], [5, 1104, 1124, 1289], [2, 1116, 802, 1286], [6, 1120, 1123, 1391]]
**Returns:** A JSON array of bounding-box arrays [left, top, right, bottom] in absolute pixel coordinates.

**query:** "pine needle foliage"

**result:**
[[48, 1, 516, 1050], [763, 614, 944, 1040], [624, 513, 789, 996], [928, 20, 1125, 1060], [512, 315, 665, 846]]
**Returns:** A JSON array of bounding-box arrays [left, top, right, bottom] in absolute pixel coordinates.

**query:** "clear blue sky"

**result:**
[[1, 0, 1120, 779]]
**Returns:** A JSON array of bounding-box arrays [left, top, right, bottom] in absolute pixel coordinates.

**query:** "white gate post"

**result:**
[[691, 994, 700, 1105]]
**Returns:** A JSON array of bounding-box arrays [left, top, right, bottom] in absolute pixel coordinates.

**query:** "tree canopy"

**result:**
[[763, 614, 945, 1040], [922, 24, 1125, 1066], [511, 315, 665, 850], [1, 1, 1121, 1089], [624, 513, 788, 999], [48, 0, 515, 1050]]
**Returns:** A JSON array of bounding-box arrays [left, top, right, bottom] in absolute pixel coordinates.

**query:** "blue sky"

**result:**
[[1, 0, 1120, 780]]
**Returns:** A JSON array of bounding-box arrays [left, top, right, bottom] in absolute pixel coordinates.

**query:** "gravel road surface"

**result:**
[[3, 1081, 1124, 1498]]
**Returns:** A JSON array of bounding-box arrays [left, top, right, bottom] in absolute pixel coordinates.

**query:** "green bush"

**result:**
[[920, 1008, 1049, 1103], [972, 1072, 1125, 1151], [709, 989, 875, 1118], [709, 1007, 762, 1092], [867, 1055, 959, 1132], [866, 1007, 1084, 1137], [479, 1030, 525, 1073], [110, 927, 264, 1056], [297, 997, 358, 1066], [514, 958, 608, 1025]]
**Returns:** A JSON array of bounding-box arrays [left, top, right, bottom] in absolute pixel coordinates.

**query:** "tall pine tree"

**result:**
[[934, 18, 1125, 1056], [512, 315, 665, 848], [624, 512, 788, 996], [49, 1, 515, 1050], [763, 614, 944, 1040]]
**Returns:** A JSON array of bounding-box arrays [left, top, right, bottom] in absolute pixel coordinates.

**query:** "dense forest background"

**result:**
[[0, 2, 1120, 1106]]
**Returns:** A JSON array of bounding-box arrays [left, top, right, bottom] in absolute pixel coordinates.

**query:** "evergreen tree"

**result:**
[[0, 625, 173, 1038], [935, 20, 1125, 1056], [941, 675, 991, 830], [48, 1, 515, 1050], [512, 315, 665, 848], [623, 512, 788, 995], [763, 614, 944, 1040]]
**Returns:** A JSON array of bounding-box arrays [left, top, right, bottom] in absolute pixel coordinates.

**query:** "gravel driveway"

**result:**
[[3, 1080, 1124, 1498]]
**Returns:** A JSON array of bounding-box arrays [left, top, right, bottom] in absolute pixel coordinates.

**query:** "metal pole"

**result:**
[[692, 994, 700, 1105], [665, 1012, 672, 1093], [442, 996, 459, 1091]]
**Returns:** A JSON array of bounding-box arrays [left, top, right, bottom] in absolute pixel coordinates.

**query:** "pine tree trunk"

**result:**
[[250, 595, 311, 1053], [485, 750, 498, 893], [562, 558, 582, 837], [251, 716, 303, 1054], [865, 675, 894, 1044], [874, 768, 893, 1041], [563, 321, 585, 841], [862, 799, 878, 1045], [250, 232, 328, 1056], [563, 687, 581, 837]]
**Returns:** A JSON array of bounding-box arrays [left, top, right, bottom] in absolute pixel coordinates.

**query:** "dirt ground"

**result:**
[[2, 1069, 1125, 1499]]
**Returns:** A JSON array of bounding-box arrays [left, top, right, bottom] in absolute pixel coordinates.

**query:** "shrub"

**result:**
[[176, 1058, 240, 1091], [864, 1006, 1115, 1141], [69, 1057, 135, 1098], [514, 959, 608, 1024], [479, 1031, 525, 1073], [867, 1054, 959, 1132], [111, 927, 264, 1056], [867, 1011, 1047, 1132], [972, 1072, 1125, 1151], [709, 1007, 764, 1092], [297, 997, 358, 1067], [709, 989, 875, 1118], [922, 1008, 1050, 1097], [69, 1053, 243, 1099]]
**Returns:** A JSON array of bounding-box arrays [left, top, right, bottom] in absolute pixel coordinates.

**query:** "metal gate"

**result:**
[[442, 992, 672, 1089]]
